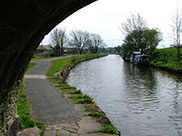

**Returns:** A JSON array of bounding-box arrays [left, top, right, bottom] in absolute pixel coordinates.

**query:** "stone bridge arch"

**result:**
[[0, 0, 96, 135]]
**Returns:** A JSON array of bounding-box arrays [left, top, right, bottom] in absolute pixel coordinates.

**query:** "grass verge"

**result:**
[[26, 63, 36, 71], [47, 54, 107, 83], [17, 81, 35, 129], [31, 56, 58, 61], [88, 111, 102, 117], [99, 125, 120, 135], [151, 47, 182, 73], [69, 95, 94, 104], [17, 63, 46, 136]]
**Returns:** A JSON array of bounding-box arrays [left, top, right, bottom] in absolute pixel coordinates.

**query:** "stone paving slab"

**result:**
[[43, 102, 118, 136], [57, 130, 70, 136], [78, 116, 102, 134], [44, 130, 57, 136], [18, 127, 40, 136], [24, 74, 47, 79]]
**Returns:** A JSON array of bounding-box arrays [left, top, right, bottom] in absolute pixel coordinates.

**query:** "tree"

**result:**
[[51, 28, 68, 56], [144, 28, 162, 55], [123, 29, 146, 53], [99, 47, 107, 53], [122, 28, 162, 54], [121, 42, 135, 55], [69, 30, 90, 54], [120, 13, 148, 35], [170, 7, 182, 60], [120, 13, 162, 55], [114, 45, 122, 54], [89, 33, 104, 53], [120, 13, 148, 54]]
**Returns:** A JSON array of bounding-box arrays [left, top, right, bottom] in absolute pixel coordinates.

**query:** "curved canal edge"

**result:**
[[47, 54, 121, 136]]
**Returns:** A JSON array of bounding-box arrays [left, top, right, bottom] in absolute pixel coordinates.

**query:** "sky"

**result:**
[[41, 0, 181, 48]]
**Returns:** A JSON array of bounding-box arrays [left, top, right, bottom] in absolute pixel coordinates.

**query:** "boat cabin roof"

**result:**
[[133, 51, 141, 54]]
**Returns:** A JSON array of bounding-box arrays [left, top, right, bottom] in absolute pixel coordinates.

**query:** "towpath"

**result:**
[[23, 56, 117, 136], [24, 56, 80, 124]]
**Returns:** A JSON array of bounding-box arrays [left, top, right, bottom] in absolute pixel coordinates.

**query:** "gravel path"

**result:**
[[24, 56, 80, 124]]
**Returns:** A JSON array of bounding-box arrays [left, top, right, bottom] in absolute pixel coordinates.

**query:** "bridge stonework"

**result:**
[[0, 0, 96, 135], [0, 82, 20, 136]]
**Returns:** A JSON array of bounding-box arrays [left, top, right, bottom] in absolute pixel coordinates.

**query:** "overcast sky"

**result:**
[[42, 0, 181, 47]]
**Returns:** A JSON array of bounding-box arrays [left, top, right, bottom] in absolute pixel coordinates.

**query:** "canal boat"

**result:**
[[122, 54, 130, 62], [134, 54, 149, 66], [124, 54, 131, 62], [130, 51, 141, 63], [122, 52, 150, 66]]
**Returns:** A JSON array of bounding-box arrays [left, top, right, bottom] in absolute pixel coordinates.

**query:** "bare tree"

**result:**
[[120, 13, 148, 35], [89, 33, 104, 53], [170, 7, 182, 60], [51, 28, 68, 56], [69, 30, 90, 54]]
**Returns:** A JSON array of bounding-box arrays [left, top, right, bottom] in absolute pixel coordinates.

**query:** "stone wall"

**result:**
[[0, 0, 96, 135], [0, 82, 20, 136]]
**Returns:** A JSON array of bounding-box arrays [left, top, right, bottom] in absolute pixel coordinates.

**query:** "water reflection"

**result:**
[[124, 62, 157, 96], [68, 55, 182, 136]]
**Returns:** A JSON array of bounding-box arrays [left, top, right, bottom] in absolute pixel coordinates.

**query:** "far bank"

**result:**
[[150, 47, 182, 74]]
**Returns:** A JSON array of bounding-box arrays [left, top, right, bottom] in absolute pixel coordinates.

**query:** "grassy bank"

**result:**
[[47, 54, 120, 135], [47, 54, 108, 83], [26, 63, 36, 71], [17, 63, 46, 136], [31, 56, 57, 61], [150, 47, 182, 73]]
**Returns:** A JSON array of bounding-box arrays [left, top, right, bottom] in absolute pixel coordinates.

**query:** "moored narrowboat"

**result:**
[[134, 54, 149, 66]]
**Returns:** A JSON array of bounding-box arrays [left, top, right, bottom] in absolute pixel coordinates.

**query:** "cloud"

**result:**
[[42, 0, 180, 47]]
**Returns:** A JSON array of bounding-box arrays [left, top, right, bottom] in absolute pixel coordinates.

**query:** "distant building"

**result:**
[[64, 47, 79, 54], [34, 45, 54, 57]]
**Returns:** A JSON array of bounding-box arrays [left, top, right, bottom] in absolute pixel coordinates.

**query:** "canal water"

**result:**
[[68, 55, 182, 136]]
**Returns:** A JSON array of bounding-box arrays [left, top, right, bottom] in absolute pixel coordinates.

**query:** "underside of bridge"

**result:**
[[0, 0, 96, 135]]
